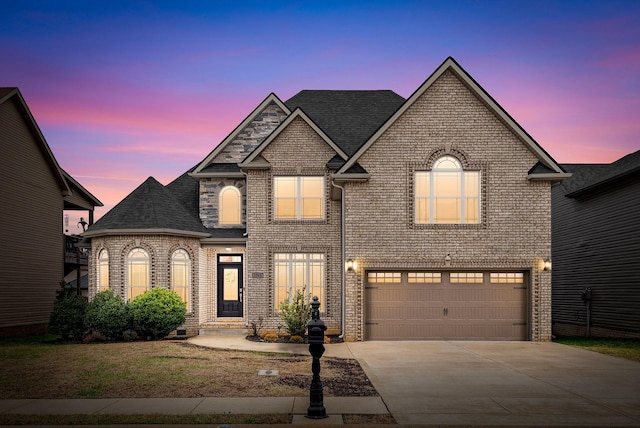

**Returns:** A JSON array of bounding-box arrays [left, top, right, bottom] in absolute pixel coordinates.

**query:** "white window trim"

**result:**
[[273, 176, 325, 220], [415, 156, 481, 224], [219, 185, 242, 225], [171, 249, 191, 312]]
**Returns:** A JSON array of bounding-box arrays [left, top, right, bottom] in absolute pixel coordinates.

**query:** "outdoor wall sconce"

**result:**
[[444, 253, 452, 267], [345, 259, 357, 272], [543, 259, 552, 271]]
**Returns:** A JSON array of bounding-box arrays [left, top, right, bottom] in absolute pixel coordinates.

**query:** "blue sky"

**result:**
[[2, 1, 639, 222]]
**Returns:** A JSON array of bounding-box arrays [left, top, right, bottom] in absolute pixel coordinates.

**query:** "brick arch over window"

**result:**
[[424, 146, 471, 169], [120, 241, 156, 301]]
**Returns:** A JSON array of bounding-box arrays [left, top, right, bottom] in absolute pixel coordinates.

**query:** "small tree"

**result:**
[[129, 288, 186, 339], [85, 289, 130, 340], [279, 286, 312, 337], [49, 281, 87, 340]]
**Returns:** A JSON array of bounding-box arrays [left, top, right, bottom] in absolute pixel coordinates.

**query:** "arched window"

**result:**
[[415, 155, 480, 224], [97, 249, 109, 292], [171, 249, 191, 311], [219, 186, 242, 225], [127, 248, 149, 301]]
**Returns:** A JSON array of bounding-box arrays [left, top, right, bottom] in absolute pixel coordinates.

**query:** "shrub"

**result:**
[[249, 317, 263, 337], [48, 281, 87, 340], [289, 335, 304, 343], [263, 333, 279, 342], [84, 290, 130, 340], [279, 286, 312, 338], [129, 288, 186, 339]]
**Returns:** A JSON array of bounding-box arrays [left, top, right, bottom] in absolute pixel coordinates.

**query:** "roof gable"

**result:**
[[284, 90, 405, 156], [239, 108, 348, 167], [562, 149, 640, 197], [337, 57, 567, 179], [192, 93, 289, 175], [84, 177, 208, 237]]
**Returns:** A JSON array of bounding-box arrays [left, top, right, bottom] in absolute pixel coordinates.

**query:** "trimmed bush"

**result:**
[[288, 335, 304, 343], [85, 290, 130, 340], [279, 286, 312, 338], [49, 281, 87, 340], [129, 288, 186, 339]]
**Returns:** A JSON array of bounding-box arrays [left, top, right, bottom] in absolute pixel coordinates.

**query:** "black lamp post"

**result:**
[[306, 296, 327, 419]]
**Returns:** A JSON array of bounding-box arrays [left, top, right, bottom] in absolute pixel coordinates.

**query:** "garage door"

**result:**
[[365, 271, 528, 340]]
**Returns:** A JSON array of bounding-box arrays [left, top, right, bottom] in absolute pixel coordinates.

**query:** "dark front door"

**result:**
[[217, 256, 243, 317]]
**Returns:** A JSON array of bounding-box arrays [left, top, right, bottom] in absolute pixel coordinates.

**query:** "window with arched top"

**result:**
[[219, 186, 242, 225], [171, 249, 191, 311], [127, 248, 149, 301], [97, 249, 109, 292], [415, 155, 480, 224]]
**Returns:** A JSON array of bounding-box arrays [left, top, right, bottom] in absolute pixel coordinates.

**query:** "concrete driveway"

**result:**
[[346, 341, 640, 426]]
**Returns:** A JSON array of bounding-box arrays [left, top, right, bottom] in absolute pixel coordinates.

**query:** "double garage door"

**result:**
[[365, 271, 528, 340]]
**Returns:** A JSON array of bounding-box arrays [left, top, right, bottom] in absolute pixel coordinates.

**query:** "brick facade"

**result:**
[[341, 70, 552, 341], [245, 117, 343, 334], [88, 61, 558, 342]]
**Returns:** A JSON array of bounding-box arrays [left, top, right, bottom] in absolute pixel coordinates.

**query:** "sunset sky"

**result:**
[[2, 1, 639, 225]]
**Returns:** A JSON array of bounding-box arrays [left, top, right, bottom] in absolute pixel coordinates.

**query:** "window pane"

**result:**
[[434, 172, 460, 197], [433, 156, 461, 170], [301, 198, 322, 218], [434, 198, 460, 223], [274, 177, 297, 197], [275, 198, 296, 218], [450, 272, 484, 283], [300, 177, 323, 197], [223, 268, 239, 300], [465, 198, 479, 223], [465, 172, 479, 197], [408, 272, 442, 283], [98, 250, 109, 291], [220, 186, 241, 225]]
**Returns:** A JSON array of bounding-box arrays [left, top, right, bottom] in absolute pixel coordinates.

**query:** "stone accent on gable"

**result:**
[[212, 101, 288, 164], [341, 69, 553, 341]]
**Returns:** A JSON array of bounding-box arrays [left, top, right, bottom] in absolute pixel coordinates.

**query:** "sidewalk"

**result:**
[[0, 396, 388, 425]]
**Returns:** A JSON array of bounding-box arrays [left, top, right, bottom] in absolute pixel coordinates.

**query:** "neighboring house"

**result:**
[[552, 149, 640, 338], [84, 57, 568, 341], [0, 87, 102, 336]]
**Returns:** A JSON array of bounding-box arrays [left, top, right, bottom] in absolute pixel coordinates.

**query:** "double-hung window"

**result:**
[[274, 176, 324, 220], [415, 156, 480, 224], [274, 253, 325, 310]]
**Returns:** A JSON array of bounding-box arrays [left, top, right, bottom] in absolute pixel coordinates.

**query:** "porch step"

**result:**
[[199, 322, 247, 336]]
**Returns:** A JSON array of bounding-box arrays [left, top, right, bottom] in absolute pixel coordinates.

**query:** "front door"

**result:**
[[217, 255, 243, 317]]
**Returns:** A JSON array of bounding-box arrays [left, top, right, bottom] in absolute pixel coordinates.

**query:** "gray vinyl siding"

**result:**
[[551, 175, 640, 336], [0, 96, 64, 331]]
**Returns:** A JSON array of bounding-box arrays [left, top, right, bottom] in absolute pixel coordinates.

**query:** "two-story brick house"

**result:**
[[84, 57, 568, 341]]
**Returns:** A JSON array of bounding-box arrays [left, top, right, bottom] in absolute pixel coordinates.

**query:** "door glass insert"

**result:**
[[223, 268, 239, 300]]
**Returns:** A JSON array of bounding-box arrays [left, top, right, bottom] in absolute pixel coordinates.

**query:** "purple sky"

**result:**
[[2, 1, 639, 224]]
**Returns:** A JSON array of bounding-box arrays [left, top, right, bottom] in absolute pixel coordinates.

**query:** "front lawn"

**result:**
[[0, 335, 377, 399], [553, 336, 640, 362]]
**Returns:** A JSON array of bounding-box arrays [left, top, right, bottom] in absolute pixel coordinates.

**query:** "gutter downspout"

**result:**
[[242, 170, 250, 329], [331, 179, 346, 339]]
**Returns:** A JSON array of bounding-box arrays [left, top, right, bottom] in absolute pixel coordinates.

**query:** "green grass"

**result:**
[[554, 336, 640, 362]]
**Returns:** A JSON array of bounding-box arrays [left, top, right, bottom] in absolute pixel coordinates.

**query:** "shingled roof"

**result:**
[[559, 149, 640, 198], [284, 90, 405, 156], [84, 177, 209, 237]]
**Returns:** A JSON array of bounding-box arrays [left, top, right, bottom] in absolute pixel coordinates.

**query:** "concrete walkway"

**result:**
[[2, 336, 640, 426]]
